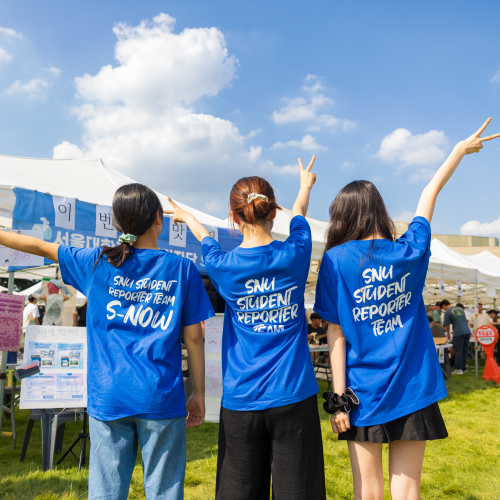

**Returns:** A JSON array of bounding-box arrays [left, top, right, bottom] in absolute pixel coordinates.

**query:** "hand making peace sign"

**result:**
[[298, 155, 317, 190], [460, 118, 500, 154]]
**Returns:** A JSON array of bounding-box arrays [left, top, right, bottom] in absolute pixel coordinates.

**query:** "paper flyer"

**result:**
[[205, 315, 224, 354], [20, 326, 88, 409], [205, 359, 223, 397]]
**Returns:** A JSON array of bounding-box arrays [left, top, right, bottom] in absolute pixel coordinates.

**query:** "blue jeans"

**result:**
[[452, 334, 470, 371], [89, 415, 186, 500]]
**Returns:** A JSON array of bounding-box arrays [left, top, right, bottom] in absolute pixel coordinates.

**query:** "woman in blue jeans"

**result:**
[[0, 183, 214, 500]]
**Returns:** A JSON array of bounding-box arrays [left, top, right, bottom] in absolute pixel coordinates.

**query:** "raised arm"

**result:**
[[291, 155, 316, 218], [415, 118, 500, 223], [0, 231, 59, 262], [164, 198, 211, 243]]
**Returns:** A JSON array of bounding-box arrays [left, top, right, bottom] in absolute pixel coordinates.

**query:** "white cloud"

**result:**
[[271, 134, 327, 152], [460, 218, 500, 238], [339, 161, 355, 171], [0, 27, 21, 38], [377, 128, 448, 181], [0, 47, 12, 64], [5, 67, 60, 98], [52, 141, 85, 159], [491, 70, 500, 84], [52, 14, 293, 211], [272, 76, 355, 131], [392, 210, 414, 223], [6, 78, 48, 97], [247, 128, 261, 138]]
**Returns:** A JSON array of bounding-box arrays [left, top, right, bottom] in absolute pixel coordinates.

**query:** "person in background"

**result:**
[[23, 295, 40, 327], [487, 309, 500, 326], [308, 312, 327, 344], [442, 299, 471, 374], [430, 301, 443, 325], [469, 303, 491, 335], [73, 299, 87, 327], [39, 279, 70, 326], [428, 315, 446, 338]]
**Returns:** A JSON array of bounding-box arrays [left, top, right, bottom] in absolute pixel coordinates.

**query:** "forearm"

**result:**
[[291, 186, 312, 218], [185, 215, 211, 243], [327, 324, 346, 394], [0, 231, 59, 262], [415, 144, 465, 223], [183, 323, 205, 397]]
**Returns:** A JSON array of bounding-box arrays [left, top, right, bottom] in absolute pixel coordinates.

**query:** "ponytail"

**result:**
[[93, 183, 163, 271], [229, 176, 281, 228]]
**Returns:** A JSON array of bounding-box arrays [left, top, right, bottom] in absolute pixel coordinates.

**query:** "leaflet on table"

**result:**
[[20, 326, 88, 409]]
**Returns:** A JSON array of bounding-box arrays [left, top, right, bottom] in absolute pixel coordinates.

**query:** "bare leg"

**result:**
[[389, 440, 426, 500], [347, 441, 384, 500]]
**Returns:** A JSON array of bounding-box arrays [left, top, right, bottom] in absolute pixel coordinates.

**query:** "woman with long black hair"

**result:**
[[315, 119, 500, 500]]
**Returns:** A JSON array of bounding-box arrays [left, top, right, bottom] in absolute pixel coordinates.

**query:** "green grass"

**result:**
[[1, 360, 499, 500]]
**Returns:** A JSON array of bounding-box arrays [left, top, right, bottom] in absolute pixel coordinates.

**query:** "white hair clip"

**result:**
[[247, 193, 268, 204]]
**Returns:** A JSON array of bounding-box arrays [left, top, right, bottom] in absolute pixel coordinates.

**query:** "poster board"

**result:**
[[205, 314, 223, 422], [20, 326, 87, 409], [0, 293, 25, 352]]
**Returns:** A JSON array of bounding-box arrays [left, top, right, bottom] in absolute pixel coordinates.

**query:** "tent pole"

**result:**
[[475, 274, 478, 380], [0, 272, 15, 436]]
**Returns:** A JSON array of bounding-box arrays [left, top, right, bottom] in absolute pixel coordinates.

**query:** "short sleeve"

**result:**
[[181, 260, 215, 327], [443, 309, 451, 327], [33, 306, 40, 318], [314, 253, 340, 324], [397, 216, 431, 256], [288, 216, 312, 246], [201, 236, 227, 291], [58, 246, 100, 296]]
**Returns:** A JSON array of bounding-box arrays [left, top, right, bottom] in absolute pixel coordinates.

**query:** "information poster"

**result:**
[[0, 293, 25, 351], [205, 315, 224, 354], [0, 229, 44, 267], [20, 326, 87, 409], [205, 359, 223, 397]]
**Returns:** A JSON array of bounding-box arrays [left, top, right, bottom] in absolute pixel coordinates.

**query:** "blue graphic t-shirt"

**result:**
[[314, 217, 447, 426], [201, 215, 319, 411], [58, 246, 214, 421]]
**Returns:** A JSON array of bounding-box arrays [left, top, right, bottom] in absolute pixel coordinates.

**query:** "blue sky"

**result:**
[[1, 0, 499, 236]]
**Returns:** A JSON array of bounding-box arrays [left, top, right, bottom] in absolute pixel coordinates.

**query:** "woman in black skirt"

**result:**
[[314, 119, 499, 499]]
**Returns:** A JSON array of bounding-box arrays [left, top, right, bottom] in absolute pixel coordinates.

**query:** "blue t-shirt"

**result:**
[[201, 216, 319, 411], [314, 217, 447, 426], [58, 246, 214, 421]]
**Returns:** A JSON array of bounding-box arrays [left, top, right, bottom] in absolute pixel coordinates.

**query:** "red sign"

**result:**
[[0, 294, 25, 352], [476, 325, 500, 384]]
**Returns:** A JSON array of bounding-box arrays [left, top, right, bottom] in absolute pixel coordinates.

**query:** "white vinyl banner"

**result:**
[[53, 196, 76, 230], [95, 205, 117, 238], [204, 314, 224, 422], [20, 326, 88, 409], [203, 225, 219, 242]]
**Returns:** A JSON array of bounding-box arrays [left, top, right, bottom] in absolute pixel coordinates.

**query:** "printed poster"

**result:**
[[0, 293, 25, 351], [205, 316, 224, 354], [20, 326, 88, 409], [205, 359, 223, 397]]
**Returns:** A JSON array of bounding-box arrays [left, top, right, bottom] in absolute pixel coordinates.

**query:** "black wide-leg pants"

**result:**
[[215, 394, 327, 500]]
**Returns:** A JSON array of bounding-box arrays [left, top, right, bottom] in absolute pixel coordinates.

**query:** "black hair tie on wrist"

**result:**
[[322, 388, 360, 415]]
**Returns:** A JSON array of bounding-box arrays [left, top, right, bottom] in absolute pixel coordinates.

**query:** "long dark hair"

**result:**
[[94, 183, 163, 270], [324, 180, 395, 252], [229, 176, 281, 228]]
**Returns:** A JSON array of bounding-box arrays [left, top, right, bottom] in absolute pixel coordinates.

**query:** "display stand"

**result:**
[[56, 411, 89, 472]]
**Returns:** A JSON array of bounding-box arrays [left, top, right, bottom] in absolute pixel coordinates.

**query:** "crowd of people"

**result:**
[[0, 119, 498, 500]]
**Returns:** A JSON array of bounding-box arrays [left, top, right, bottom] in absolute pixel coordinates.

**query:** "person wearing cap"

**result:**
[[39, 279, 71, 326]]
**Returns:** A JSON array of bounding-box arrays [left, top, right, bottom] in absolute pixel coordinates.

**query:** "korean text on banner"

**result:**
[[20, 326, 88, 409], [0, 294, 25, 351]]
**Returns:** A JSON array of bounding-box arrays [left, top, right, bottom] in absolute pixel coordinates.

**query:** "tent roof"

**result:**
[[0, 153, 226, 227]]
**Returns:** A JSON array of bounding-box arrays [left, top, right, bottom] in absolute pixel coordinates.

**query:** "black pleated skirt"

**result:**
[[338, 402, 448, 443]]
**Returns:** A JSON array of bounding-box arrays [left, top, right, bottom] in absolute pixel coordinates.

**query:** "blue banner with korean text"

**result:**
[[10, 188, 241, 274]]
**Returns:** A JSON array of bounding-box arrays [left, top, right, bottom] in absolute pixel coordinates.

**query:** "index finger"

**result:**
[[476, 117, 492, 136], [306, 155, 316, 172], [480, 132, 500, 142], [298, 158, 304, 172], [167, 197, 179, 209]]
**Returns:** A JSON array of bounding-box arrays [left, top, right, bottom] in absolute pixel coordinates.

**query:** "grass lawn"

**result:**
[[1, 359, 499, 500]]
